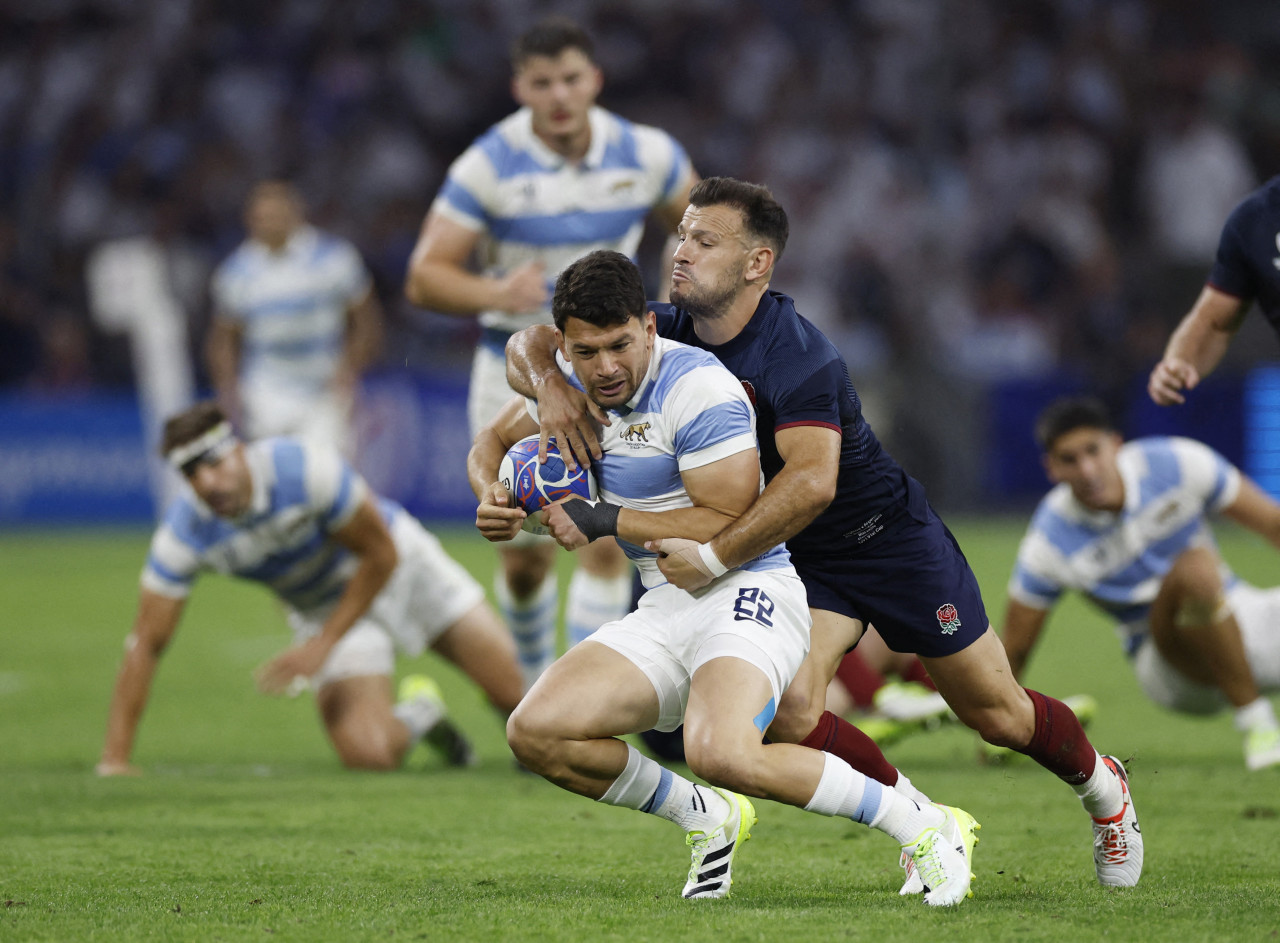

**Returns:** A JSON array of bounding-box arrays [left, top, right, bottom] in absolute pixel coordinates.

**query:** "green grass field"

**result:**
[[3, 520, 1279, 941]]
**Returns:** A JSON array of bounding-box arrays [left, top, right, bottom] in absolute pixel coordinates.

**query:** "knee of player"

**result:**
[[1166, 548, 1225, 602], [683, 736, 758, 795], [505, 703, 560, 771], [334, 737, 401, 771]]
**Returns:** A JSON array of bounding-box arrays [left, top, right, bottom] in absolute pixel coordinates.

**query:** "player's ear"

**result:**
[[744, 246, 774, 284], [554, 327, 568, 359], [642, 311, 657, 337]]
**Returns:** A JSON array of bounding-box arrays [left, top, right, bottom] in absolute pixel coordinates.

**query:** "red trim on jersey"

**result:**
[[775, 420, 843, 435], [1205, 279, 1245, 301]]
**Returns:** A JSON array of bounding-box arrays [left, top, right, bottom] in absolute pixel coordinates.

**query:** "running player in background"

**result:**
[[207, 181, 382, 454], [96, 402, 523, 776], [404, 17, 697, 691], [1004, 396, 1280, 771]]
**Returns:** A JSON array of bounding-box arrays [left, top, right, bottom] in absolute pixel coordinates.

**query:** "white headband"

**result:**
[[167, 421, 235, 470]]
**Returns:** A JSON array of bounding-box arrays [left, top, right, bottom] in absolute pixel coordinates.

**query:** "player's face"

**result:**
[[670, 205, 752, 320], [246, 186, 302, 250], [1044, 427, 1125, 511], [185, 444, 253, 518], [512, 48, 602, 153], [558, 312, 656, 410]]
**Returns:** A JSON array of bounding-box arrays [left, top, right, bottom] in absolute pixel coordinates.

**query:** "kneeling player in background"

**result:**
[[96, 402, 524, 775]]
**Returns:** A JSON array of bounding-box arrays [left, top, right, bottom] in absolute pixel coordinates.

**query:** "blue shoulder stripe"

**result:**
[[269, 440, 308, 512], [633, 347, 719, 414], [477, 128, 550, 180], [489, 206, 647, 246], [1033, 504, 1095, 558], [674, 400, 755, 456], [1136, 439, 1180, 505], [146, 553, 192, 586], [439, 178, 488, 223]]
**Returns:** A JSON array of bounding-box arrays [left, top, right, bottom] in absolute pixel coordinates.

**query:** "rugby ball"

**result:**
[[498, 435, 597, 535]]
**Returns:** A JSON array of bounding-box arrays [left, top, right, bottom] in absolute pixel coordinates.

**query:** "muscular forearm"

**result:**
[[405, 261, 505, 316], [1165, 317, 1234, 380], [706, 465, 830, 568], [506, 325, 561, 398], [616, 505, 738, 547]]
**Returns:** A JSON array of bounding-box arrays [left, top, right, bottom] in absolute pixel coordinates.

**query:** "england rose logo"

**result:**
[[936, 603, 961, 635]]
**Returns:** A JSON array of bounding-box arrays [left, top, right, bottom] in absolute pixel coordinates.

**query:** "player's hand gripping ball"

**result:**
[[498, 435, 598, 535]]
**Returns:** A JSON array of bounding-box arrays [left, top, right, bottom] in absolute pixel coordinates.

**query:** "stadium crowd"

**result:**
[[2, 0, 1279, 456]]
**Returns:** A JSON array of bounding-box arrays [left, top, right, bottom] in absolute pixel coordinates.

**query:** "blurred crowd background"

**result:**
[[3, 0, 1280, 510]]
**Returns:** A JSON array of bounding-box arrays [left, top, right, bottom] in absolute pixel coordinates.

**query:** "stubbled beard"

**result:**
[[671, 279, 738, 321]]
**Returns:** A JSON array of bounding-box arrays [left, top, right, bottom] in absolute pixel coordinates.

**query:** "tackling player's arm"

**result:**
[[97, 589, 188, 776], [1220, 474, 1280, 549], [999, 599, 1052, 682], [543, 446, 762, 552], [467, 395, 542, 542], [651, 424, 840, 591], [253, 497, 398, 695], [1148, 285, 1249, 406], [404, 211, 547, 316], [505, 323, 608, 469], [205, 314, 244, 428]]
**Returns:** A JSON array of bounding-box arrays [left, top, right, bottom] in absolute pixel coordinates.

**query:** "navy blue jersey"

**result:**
[[651, 290, 914, 557], [1209, 174, 1280, 331]]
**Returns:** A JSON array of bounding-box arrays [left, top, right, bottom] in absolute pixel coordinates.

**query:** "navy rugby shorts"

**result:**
[[793, 505, 989, 658]]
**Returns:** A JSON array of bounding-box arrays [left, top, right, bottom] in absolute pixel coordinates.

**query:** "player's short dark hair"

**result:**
[[689, 177, 789, 262], [552, 250, 645, 332], [511, 17, 595, 68], [161, 401, 228, 457], [1034, 396, 1116, 452]]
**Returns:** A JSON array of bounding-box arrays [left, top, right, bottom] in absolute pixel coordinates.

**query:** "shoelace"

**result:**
[[1093, 820, 1128, 864], [909, 832, 947, 889], [686, 830, 712, 878]]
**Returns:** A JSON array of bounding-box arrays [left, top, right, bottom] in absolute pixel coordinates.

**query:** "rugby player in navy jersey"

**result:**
[[1150, 175, 1280, 405], [507, 177, 1143, 890]]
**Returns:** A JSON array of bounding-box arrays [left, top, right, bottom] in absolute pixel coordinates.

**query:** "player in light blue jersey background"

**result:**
[[1004, 396, 1280, 770], [208, 181, 382, 455], [405, 17, 698, 693], [97, 402, 523, 777], [466, 251, 978, 906]]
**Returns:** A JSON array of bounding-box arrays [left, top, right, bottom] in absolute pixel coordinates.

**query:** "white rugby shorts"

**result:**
[[1133, 581, 1280, 714], [589, 568, 811, 732], [288, 513, 486, 687], [242, 380, 354, 457]]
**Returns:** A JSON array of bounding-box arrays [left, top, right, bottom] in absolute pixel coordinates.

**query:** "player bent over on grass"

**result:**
[[468, 250, 979, 904], [1004, 396, 1280, 771], [506, 177, 1141, 890], [97, 402, 524, 776]]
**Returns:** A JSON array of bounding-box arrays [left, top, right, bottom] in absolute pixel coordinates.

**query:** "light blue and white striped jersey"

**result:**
[[141, 438, 400, 615], [432, 106, 692, 335], [210, 225, 372, 394], [529, 336, 793, 589], [1009, 436, 1241, 654]]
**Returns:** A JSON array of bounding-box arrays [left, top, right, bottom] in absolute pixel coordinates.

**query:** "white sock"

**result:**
[[804, 753, 943, 844], [894, 771, 931, 805], [566, 568, 633, 648], [392, 694, 444, 741], [598, 744, 728, 832], [1234, 697, 1279, 733], [494, 572, 558, 691], [1073, 752, 1124, 818]]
